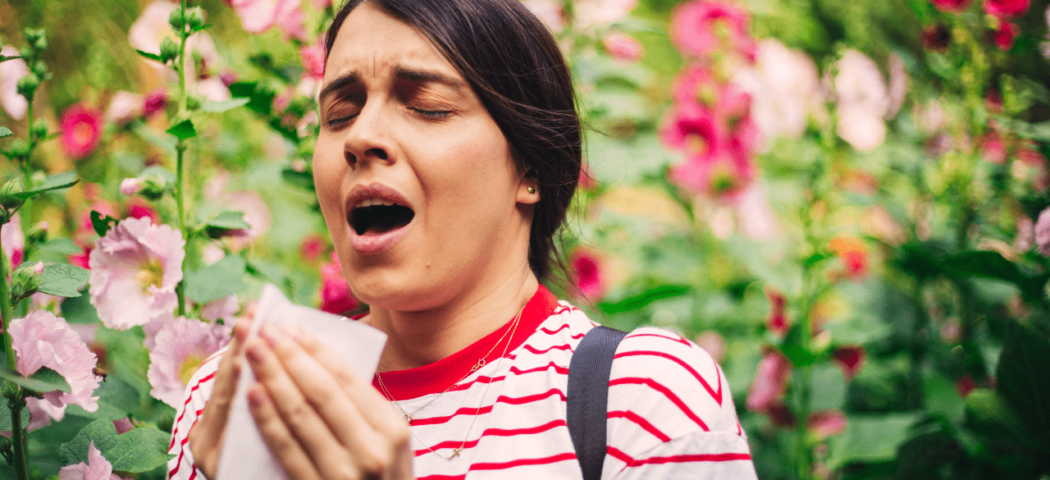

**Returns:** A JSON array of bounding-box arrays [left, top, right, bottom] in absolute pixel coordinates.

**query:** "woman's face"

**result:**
[[314, 3, 534, 312]]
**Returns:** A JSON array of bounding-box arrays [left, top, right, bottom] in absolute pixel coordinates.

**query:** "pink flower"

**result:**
[[227, 0, 308, 41], [299, 43, 326, 79], [746, 350, 792, 412], [808, 410, 848, 440], [832, 345, 866, 380], [58, 441, 125, 480], [320, 252, 358, 314], [521, 0, 567, 32], [2, 212, 24, 267], [299, 233, 326, 262], [105, 91, 144, 125], [765, 287, 789, 335], [88, 217, 185, 330], [0, 45, 29, 120], [61, 105, 103, 160], [125, 198, 161, 225], [836, 106, 887, 152], [9, 310, 100, 419], [221, 191, 272, 250], [670, 0, 756, 62], [200, 295, 239, 322], [983, 0, 1030, 18], [1035, 207, 1050, 256], [147, 317, 230, 407], [574, 0, 638, 29], [119, 178, 143, 196], [311, 0, 331, 7], [734, 184, 779, 240], [143, 90, 167, 118], [662, 105, 722, 157], [930, 0, 971, 12], [994, 21, 1019, 50], [668, 149, 755, 197], [571, 249, 607, 300], [828, 235, 868, 279], [693, 331, 727, 363]]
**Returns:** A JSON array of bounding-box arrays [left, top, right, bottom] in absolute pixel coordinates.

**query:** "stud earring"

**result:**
[[528, 186, 536, 194]]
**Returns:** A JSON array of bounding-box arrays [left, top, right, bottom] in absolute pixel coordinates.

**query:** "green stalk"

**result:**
[[173, 0, 189, 317], [0, 236, 14, 370], [10, 398, 27, 480]]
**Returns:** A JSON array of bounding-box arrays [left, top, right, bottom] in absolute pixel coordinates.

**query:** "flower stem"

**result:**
[[176, 141, 187, 317], [9, 397, 27, 480]]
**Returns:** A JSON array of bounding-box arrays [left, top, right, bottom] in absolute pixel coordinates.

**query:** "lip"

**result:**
[[344, 183, 415, 255]]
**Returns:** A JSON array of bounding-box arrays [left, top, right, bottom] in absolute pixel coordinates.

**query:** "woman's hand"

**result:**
[[188, 318, 254, 479], [243, 324, 414, 480]]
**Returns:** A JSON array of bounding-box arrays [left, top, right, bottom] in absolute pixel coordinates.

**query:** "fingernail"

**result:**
[[288, 325, 307, 342], [247, 386, 265, 408], [259, 325, 279, 348], [246, 342, 267, 363]]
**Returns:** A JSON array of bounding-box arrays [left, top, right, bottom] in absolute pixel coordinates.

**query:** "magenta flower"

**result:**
[[320, 252, 358, 314], [930, 0, 971, 12], [831, 345, 866, 380], [60, 104, 103, 160], [9, 310, 101, 419], [2, 212, 25, 267], [58, 441, 126, 480], [984, 0, 1030, 17], [570, 249, 607, 300], [143, 90, 167, 118], [88, 217, 185, 330], [668, 149, 755, 197], [299, 43, 326, 80], [0, 45, 29, 120], [670, 0, 756, 62], [746, 350, 792, 413], [147, 316, 230, 407], [994, 21, 1019, 50]]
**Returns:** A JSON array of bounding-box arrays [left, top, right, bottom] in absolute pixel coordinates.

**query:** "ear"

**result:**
[[516, 177, 540, 204]]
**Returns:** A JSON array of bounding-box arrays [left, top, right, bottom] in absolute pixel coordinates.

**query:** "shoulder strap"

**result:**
[[567, 325, 628, 480]]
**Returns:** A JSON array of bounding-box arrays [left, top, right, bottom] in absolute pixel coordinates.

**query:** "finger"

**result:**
[[287, 325, 408, 435], [247, 384, 322, 480], [246, 334, 353, 478], [189, 333, 244, 478], [263, 325, 400, 467]]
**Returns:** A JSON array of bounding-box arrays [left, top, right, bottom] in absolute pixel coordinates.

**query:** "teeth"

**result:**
[[354, 198, 399, 209]]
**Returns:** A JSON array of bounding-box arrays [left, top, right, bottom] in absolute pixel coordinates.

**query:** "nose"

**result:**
[[343, 102, 395, 168]]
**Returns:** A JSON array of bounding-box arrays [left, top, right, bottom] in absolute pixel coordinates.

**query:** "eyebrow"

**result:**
[[318, 66, 465, 105]]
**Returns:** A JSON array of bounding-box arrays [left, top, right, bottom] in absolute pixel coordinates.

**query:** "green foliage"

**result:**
[[38, 264, 89, 298], [166, 119, 197, 141], [184, 254, 248, 304], [826, 414, 919, 470], [0, 127, 12, 139], [59, 419, 173, 474], [0, 367, 71, 395]]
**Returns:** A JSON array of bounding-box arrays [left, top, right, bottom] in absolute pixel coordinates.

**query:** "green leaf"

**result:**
[[0, 366, 71, 394], [66, 376, 141, 420], [90, 210, 120, 237], [36, 238, 82, 255], [14, 171, 79, 200], [59, 418, 118, 465], [60, 418, 173, 473], [597, 284, 691, 315], [826, 414, 918, 470], [281, 168, 315, 190], [203, 211, 251, 231], [942, 250, 1024, 284], [0, 126, 12, 138], [200, 97, 250, 113], [38, 263, 90, 297], [185, 254, 247, 304], [166, 119, 197, 141], [964, 388, 1031, 443], [134, 49, 165, 62], [808, 363, 847, 411], [61, 294, 101, 324], [0, 400, 30, 431], [993, 321, 1050, 450], [779, 323, 821, 368]]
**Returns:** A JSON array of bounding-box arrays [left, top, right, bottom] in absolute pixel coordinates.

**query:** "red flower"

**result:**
[[955, 374, 978, 397], [828, 235, 868, 279], [60, 104, 103, 159], [320, 252, 358, 315], [831, 345, 866, 380], [994, 21, 1019, 51], [983, 0, 1030, 18], [570, 249, 606, 300], [765, 287, 790, 335], [930, 0, 971, 13]]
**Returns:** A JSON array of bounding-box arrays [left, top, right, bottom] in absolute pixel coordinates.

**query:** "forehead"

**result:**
[[324, 2, 462, 84]]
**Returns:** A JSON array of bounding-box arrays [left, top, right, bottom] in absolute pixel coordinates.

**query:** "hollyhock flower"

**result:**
[[1034, 207, 1050, 256], [983, 0, 1030, 18], [88, 217, 185, 330], [112, 417, 135, 434], [521, 0, 567, 31], [735, 184, 779, 240], [1043, 6, 1050, 59], [693, 331, 726, 363], [669, 149, 755, 197], [311, 0, 331, 7], [922, 24, 953, 52], [931, 0, 971, 13], [300, 44, 326, 79], [831, 345, 866, 380], [836, 105, 887, 152], [732, 39, 820, 146], [765, 287, 789, 335], [828, 235, 868, 278], [808, 410, 848, 440], [746, 350, 792, 412], [198, 77, 232, 102], [61, 105, 104, 159], [574, 0, 638, 29], [201, 294, 239, 322], [2, 212, 25, 267], [119, 178, 143, 196], [58, 441, 125, 480], [994, 21, 1019, 50], [299, 233, 326, 262], [834, 50, 889, 115], [662, 105, 722, 156], [143, 90, 167, 118], [105, 91, 144, 125], [320, 252, 358, 314], [571, 249, 607, 300], [670, 0, 756, 62], [147, 316, 231, 407], [220, 192, 272, 250], [9, 310, 100, 419], [125, 199, 161, 225], [978, 132, 1007, 164], [886, 54, 908, 118], [0, 45, 29, 119], [227, 0, 308, 41], [603, 33, 644, 62]]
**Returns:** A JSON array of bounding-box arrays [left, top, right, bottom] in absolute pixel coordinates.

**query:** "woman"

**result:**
[[169, 0, 757, 478]]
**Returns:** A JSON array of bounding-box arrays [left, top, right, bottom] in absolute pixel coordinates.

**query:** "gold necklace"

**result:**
[[375, 307, 524, 460]]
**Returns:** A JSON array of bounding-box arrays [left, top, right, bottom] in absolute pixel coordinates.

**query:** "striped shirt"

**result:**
[[168, 286, 757, 479]]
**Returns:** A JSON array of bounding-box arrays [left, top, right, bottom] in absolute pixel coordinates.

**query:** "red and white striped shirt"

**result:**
[[168, 286, 757, 479]]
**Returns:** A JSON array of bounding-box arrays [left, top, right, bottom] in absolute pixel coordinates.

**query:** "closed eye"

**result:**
[[411, 108, 451, 120]]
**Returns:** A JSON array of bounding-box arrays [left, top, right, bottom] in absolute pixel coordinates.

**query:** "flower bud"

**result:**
[[23, 28, 46, 52], [0, 179, 24, 210], [6, 138, 30, 160], [10, 262, 42, 301], [139, 175, 169, 201], [27, 221, 48, 244], [169, 8, 185, 30], [33, 35, 48, 52], [19, 46, 32, 60], [186, 7, 205, 30], [186, 95, 202, 111], [31, 60, 48, 80], [31, 118, 47, 140], [120, 178, 143, 196], [160, 37, 179, 63], [0, 380, 18, 400], [16, 73, 40, 99]]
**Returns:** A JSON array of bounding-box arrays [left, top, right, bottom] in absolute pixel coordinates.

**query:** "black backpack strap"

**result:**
[[567, 325, 628, 480]]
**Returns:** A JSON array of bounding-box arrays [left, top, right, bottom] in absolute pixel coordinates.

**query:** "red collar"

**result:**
[[370, 285, 558, 400]]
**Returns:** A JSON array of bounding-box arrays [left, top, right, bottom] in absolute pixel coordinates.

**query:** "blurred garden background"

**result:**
[[1, 0, 1049, 478]]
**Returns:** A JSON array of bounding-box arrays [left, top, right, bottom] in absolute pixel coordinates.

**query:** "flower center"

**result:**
[[179, 354, 206, 385], [136, 259, 165, 291], [73, 122, 94, 146]]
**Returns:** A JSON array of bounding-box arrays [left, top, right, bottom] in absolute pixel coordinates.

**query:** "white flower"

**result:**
[[105, 91, 144, 125], [733, 39, 820, 148], [833, 50, 889, 151], [0, 45, 29, 119], [147, 317, 230, 408], [836, 105, 887, 153], [88, 217, 185, 330]]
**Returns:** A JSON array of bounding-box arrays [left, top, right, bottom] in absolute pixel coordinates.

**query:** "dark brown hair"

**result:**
[[323, 0, 581, 283]]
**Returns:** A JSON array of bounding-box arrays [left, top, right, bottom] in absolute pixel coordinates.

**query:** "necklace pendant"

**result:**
[[451, 448, 462, 458], [403, 414, 412, 423]]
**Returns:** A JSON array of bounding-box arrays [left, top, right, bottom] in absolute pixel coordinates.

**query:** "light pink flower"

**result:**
[[300, 43, 326, 79], [220, 191, 272, 250], [320, 252, 358, 314], [88, 217, 185, 330], [9, 310, 100, 419], [693, 331, 726, 363], [746, 350, 792, 412], [735, 184, 778, 240], [119, 178, 143, 196], [105, 91, 144, 125], [147, 316, 230, 407], [58, 441, 125, 480], [833, 49, 889, 117], [201, 294, 239, 322], [571, 249, 607, 300], [1035, 207, 1050, 256], [61, 104, 103, 160], [603, 32, 643, 62], [227, 0, 308, 41], [732, 39, 820, 147], [311, 0, 331, 7], [836, 105, 887, 152], [2, 212, 24, 267], [808, 410, 848, 440], [668, 149, 755, 197], [574, 0, 638, 29], [886, 53, 908, 118], [198, 77, 232, 102], [670, 0, 756, 62], [0, 45, 29, 120], [521, 0, 567, 32]]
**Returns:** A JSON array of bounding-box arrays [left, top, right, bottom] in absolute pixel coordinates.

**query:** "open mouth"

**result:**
[[349, 203, 415, 235]]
